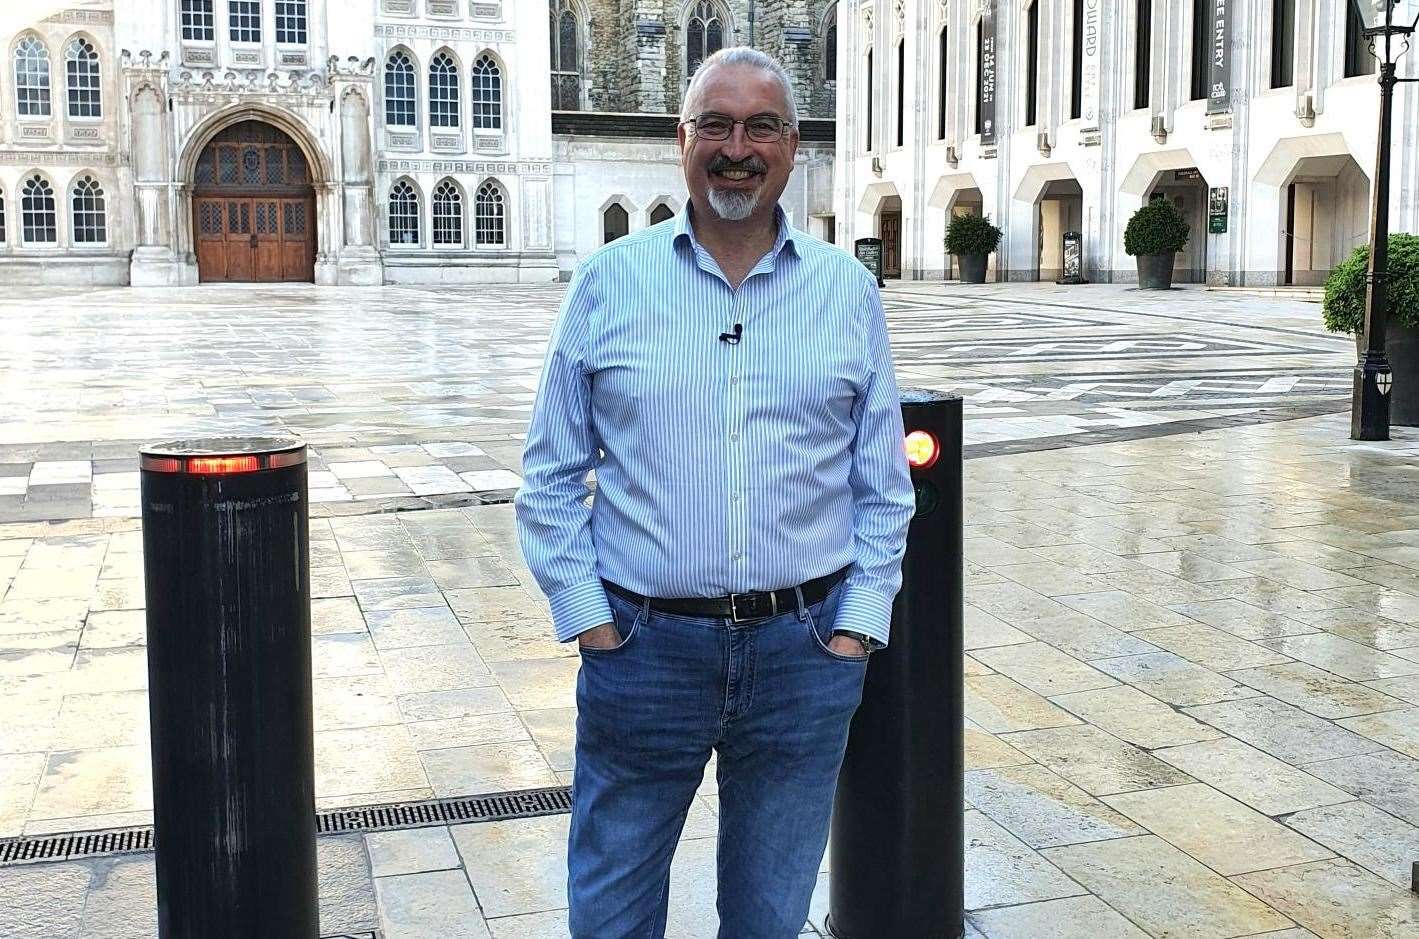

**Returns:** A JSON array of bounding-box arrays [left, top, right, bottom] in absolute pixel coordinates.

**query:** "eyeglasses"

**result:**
[[683, 112, 793, 143]]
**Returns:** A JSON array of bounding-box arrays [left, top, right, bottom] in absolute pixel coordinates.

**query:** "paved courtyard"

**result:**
[[4, 282, 1419, 938]]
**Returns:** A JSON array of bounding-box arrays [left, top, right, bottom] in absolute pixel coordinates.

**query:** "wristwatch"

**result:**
[[831, 629, 881, 654]]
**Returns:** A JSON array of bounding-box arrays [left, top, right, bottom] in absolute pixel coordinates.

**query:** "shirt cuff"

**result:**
[[831, 583, 895, 649], [548, 580, 615, 643]]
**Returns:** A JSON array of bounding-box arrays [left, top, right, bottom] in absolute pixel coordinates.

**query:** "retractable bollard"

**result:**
[[140, 438, 317, 939], [827, 391, 964, 939]]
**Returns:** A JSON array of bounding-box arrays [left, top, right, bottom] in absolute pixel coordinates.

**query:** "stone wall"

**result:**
[[582, 0, 838, 118]]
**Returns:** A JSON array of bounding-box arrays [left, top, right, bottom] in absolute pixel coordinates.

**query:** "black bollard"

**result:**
[[827, 391, 964, 939], [140, 437, 317, 939]]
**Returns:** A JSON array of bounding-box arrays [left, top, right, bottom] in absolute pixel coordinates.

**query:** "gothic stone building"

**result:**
[[0, 0, 840, 286]]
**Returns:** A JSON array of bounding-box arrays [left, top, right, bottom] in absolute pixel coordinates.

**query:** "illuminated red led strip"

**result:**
[[141, 451, 306, 474]]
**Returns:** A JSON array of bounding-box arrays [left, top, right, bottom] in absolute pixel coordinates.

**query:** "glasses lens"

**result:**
[[695, 115, 733, 139], [745, 117, 783, 141]]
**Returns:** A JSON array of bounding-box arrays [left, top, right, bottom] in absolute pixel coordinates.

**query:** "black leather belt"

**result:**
[[603, 566, 849, 624]]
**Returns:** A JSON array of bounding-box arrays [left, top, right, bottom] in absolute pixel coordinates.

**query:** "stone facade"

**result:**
[[583, 0, 839, 117], [0, 1, 839, 286], [837, 0, 1419, 286]]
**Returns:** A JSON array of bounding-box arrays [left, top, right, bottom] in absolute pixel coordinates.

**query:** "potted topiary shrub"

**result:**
[[1125, 198, 1190, 289], [1323, 232, 1419, 426], [945, 213, 1002, 283]]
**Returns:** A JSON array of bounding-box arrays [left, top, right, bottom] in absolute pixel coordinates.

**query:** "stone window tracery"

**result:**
[[71, 175, 106, 244], [21, 175, 57, 244], [388, 179, 420, 245], [475, 180, 505, 246], [650, 202, 675, 225], [472, 55, 503, 131], [603, 203, 628, 244], [14, 37, 51, 118], [686, 1, 726, 78], [550, 0, 583, 110], [430, 52, 460, 128], [65, 39, 101, 119], [385, 50, 417, 128], [433, 179, 464, 246]]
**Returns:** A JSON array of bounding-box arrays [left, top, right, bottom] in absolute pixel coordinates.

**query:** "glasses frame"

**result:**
[[682, 111, 795, 143]]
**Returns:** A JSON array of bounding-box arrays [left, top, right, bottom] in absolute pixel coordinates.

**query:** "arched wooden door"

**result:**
[[193, 121, 316, 283]]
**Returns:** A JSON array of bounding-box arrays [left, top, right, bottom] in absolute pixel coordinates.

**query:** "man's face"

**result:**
[[677, 64, 800, 224]]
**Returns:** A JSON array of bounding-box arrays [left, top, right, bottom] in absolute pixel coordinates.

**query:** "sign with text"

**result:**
[[855, 237, 885, 287], [1079, 0, 1101, 128], [980, 2, 997, 145], [1207, 0, 1232, 114], [1060, 231, 1085, 284], [1208, 186, 1229, 234]]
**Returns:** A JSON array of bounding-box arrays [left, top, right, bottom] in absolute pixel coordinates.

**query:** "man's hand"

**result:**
[[828, 633, 869, 657], [577, 622, 621, 651]]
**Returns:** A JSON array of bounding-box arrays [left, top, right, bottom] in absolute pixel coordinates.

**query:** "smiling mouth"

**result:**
[[713, 169, 760, 183]]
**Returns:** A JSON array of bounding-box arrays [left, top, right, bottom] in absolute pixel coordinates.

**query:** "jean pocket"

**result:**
[[579, 596, 644, 656], [804, 601, 869, 664]]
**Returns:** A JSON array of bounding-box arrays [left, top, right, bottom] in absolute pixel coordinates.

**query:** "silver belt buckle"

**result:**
[[729, 590, 778, 623]]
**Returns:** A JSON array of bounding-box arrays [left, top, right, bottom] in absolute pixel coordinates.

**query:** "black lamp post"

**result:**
[[1351, 0, 1419, 440]]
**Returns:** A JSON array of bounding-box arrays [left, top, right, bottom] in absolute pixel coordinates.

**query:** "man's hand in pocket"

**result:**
[[577, 622, 621, 651]]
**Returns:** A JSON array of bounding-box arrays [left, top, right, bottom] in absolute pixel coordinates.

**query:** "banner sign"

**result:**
[[1207, 0, 1232, 114], [980, 2, 997, 145], [854, 237, 885, 287], [1079, 0, 1101, 128], [1208, 186, 1229, 234]]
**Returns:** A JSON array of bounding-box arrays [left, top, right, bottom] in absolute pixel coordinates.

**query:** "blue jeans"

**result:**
[[568, 580, 869, 938]]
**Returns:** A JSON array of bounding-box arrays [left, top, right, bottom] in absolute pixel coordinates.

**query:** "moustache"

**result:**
[[707, 156, 768, 175]]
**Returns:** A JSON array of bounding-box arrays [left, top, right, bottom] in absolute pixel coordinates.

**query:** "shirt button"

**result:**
[[732, 553, 744, 561], [730, 492, 741, 501], [729, 433, 740, 442], [730, 377, 740, 385]]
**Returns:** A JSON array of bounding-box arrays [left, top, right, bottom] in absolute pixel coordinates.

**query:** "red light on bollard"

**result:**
[[905, 430, 939, 470], [186, 455, 262, 475]]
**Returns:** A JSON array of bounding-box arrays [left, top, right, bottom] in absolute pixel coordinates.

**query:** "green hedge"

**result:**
[[1124, 198, 1190, 257], [945, 212, 1002, 256], [1323, 233, 1419, 335]]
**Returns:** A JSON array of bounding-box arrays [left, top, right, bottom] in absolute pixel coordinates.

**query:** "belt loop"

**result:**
[[639, 596, 651, 622], [793, 584, 807, 621]]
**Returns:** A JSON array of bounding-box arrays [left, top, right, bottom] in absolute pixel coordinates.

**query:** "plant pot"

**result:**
[[956, 253, 988, 283], [1356, 323, 1419, 427], [1136, 252, 1176, 289]]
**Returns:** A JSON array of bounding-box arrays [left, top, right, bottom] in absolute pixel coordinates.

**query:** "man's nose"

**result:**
[[719, 124, 755, 160]]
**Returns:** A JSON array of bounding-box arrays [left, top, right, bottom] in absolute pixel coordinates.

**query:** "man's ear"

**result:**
[[676, 121, 689, 157]]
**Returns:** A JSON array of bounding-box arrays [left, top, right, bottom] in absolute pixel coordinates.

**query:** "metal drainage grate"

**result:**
[[0, 785, 572, 868]]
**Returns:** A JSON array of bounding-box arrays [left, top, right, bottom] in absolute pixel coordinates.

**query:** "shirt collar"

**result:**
[[674, 203, 799, 262]]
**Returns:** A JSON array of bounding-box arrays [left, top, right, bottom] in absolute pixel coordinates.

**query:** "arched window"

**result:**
[[937, 26, 948, 140], [895, 39, 905, 147], [650, 202, 675, 225], [228, 0, 261, 43], [21, 175, 56, 244], [0, 189, 7, 243], [1024, 1, 1039, 126], [472, 55, 503, 130], [550, 0, 582, 110], [388, 180, 420, 245], [181, 0, 215, 41], [14, 37, 51, 117], [433, 179, 463, 246], [974, 21, 984, 134], [429, 52, 460, 127], [475, 180, 505, 246], [686, 2, 725, 78], [385, 50, 416, 127], [603, 204, 629, 244], [825, 23, 837, 82], [65, 39, 101, 118], [71, 175, 106, 243], [1136, 0, 1153, 107], [275, 0, 307, 44]]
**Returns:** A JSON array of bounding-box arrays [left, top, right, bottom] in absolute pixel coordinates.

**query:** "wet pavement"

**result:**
[[4, 283, 1418, 937]]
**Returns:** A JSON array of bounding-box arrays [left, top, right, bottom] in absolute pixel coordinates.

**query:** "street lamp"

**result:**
[[1350, 0, 1419, 441]]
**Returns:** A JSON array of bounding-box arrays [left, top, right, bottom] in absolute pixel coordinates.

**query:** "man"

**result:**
[[515, 47, 914, 938]]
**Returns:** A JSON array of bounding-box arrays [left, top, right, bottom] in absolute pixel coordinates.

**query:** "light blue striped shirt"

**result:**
[[514, 206, 915, 647]]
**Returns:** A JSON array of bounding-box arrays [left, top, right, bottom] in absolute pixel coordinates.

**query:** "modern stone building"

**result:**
[[836, 0, 1419, 285], [0, 0, 840, 286]]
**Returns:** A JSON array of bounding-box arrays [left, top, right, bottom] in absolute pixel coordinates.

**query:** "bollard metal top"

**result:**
[[899, 388, 962, 405], [139, 437, 306, 474]]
